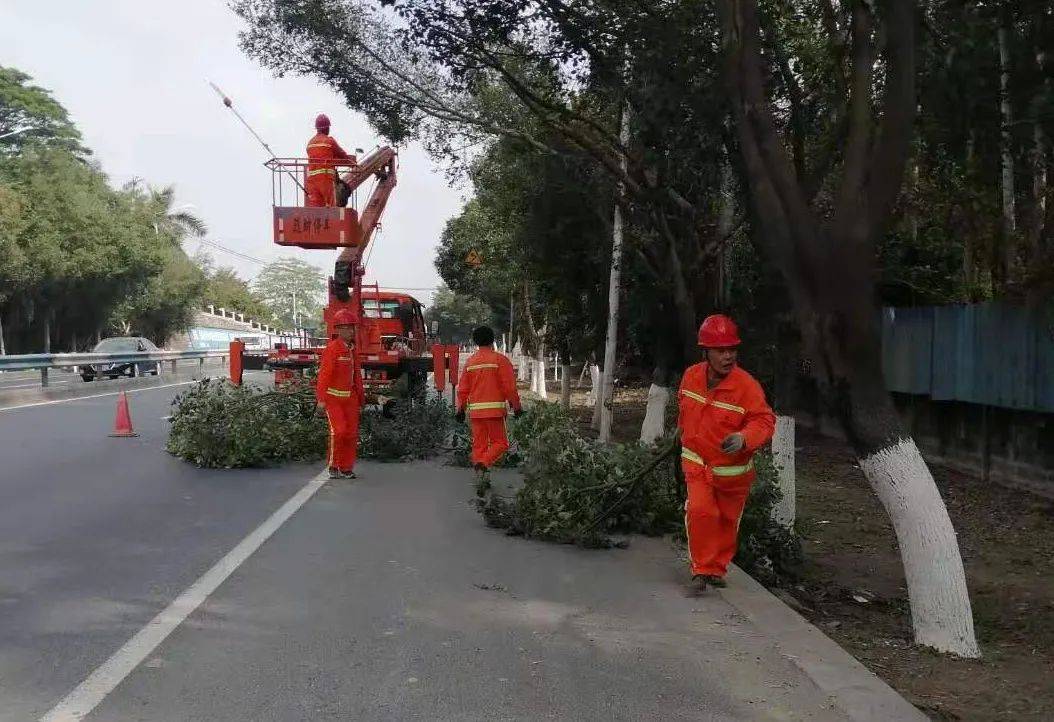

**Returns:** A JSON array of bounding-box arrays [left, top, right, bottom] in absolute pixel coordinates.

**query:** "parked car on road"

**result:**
[[81, 337, 162, 381]]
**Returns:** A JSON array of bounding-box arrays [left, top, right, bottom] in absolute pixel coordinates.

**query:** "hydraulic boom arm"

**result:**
[[333, 146, 397, 301]]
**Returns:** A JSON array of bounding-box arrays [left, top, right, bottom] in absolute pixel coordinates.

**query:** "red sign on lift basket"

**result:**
[[273, 206, 362, 249]]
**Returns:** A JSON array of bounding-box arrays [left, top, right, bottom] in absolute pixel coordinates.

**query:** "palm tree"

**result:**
[[123, 179, 207, 242]]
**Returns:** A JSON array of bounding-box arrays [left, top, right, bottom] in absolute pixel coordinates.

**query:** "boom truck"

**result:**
[[256, 147, 450, 401]]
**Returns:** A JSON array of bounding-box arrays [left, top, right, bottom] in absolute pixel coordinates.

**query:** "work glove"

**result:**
[[513, 408, 525, 419], [455, 409, 466, 423], [720, 433, 746, 455]]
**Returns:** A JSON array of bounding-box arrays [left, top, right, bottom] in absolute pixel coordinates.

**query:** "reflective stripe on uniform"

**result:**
[[308, 168, 336, 176], [307, 143, 331, 149], [326, 388, 351, 397], [710, 400, 746, 414], [465, 363, 499, 371], [681, 389, 707, 404], [680, 389, 745, 415], [468, 401, 506, 411], [680, 447, 754, 476]]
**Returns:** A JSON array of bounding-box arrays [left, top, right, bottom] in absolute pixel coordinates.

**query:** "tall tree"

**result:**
[[717, 0, 978, 656], [252, 256, 326, 330], [0, 66, 87, 156]]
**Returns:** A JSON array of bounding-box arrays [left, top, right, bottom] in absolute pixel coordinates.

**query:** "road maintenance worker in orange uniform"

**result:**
[[316, 308, 364, 479], [678, 314, 775, 593], [455, 326, 523, 479], [305, 113, 352, 208]]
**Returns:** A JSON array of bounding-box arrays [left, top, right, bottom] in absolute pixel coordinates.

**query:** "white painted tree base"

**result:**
[[639, 384, 670, 444], [531, 355, 548, 400], [859, 438, 981, 658], [771, 416, 796, 528]]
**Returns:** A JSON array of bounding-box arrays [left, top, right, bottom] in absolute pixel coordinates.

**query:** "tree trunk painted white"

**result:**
[[998, 17, 1017, 278], [532, 346, 548, 400], [589, 363, 602, 427], [577, 362, 589, 388], [639, 383, 670, 445], [560, 363, 572, 409], [598, 101, 631, 443], [771, 416, 796, 529], [858, 438, 981, 658]]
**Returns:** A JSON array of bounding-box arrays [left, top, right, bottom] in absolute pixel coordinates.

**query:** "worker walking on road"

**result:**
[[678, 314, 775, 593], [305, 113, 352, 208], [317, 308, 365, 479], [455, 326, 522, 493]]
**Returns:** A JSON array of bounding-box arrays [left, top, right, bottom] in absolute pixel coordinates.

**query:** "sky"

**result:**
[[1, 0, 466, 307]]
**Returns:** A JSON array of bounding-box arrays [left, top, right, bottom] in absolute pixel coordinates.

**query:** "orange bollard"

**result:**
[[229, 339, 245, 386], [109, 391, 138, 437]]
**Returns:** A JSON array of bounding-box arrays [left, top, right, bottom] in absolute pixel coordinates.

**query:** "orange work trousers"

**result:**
[[306, 174, 336, 207], [324, 399, 361, 471], [470, 417, 509, 468], [683, 462, 754, 577]]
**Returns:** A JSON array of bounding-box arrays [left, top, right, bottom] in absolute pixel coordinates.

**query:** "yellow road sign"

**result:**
[[465, 249, 483, 268]]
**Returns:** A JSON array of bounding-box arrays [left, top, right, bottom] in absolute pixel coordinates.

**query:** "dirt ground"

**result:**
[[548, 381, 1054, 722]]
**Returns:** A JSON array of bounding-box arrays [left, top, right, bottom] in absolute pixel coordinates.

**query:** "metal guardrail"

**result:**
[[0, 350, 229, 388]]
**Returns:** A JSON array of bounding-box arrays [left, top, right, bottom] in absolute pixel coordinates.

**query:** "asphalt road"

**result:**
[[0, 381, 313, 721], [1, 382, 848, 721]]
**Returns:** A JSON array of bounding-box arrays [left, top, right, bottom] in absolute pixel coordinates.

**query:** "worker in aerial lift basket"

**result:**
[[317, 308, 364, 479], [678, 314, 775, 593], [305, 113, 352, 208], [455, 326, 523, 494]]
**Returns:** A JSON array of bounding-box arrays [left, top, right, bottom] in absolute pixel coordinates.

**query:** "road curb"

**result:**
[[720, 566, 928, 721]]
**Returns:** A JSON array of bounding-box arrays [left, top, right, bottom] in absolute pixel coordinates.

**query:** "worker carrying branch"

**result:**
[[678, 314, 775, 593], [306, 113, 352, 208], [455, 326, 522, 491], [317, 308, 365, 479]]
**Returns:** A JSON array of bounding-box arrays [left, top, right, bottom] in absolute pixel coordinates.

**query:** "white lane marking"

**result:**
[[39, 470, 331, 722], [0, 381, 197, 414]]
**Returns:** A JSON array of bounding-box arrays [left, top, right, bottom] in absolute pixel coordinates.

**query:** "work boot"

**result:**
[[328, 467, 342, 480], [340, 469, 357, 479], [703, 575, 727, 588], [474, 468, 492, 498], [687, 575, 709, 596]]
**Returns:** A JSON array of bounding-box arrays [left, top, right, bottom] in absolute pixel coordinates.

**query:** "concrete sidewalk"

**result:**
[[81, 461, 923, 722]]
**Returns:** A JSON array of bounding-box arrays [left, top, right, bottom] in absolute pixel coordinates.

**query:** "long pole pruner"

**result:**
[[208, 80, 305, 192]]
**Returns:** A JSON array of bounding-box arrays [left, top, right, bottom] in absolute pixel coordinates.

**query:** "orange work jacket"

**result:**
[[456, 348, 522, 419], [677, 363, 775, 476], [316, 337, 364, 405], [306, 133, 351, 181]]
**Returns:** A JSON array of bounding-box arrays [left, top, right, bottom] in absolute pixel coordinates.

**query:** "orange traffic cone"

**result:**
[[109, 391, 138, 437]]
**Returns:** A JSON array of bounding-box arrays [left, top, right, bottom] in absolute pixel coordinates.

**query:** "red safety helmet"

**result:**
[[697, 314, 741, 348], [331, 308, 357, 327], [315, 113, 331, 132]]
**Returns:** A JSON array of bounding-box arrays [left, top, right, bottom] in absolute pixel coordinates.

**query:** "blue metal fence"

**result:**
[[882, 302, 1054, 413]]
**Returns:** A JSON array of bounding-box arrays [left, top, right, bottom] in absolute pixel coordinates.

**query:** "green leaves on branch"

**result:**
[[167, 378, 328, 468], [477, 402, 803, 583], [359, 397, 456, 461]]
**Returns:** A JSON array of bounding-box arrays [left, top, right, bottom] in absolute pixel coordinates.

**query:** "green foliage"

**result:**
[[252, 256, 326, 331], [424, 284, 494, 344], [477, 402, 802, 581], [166, 378, 327, 468], [358, 397, 456, 461], [0, 65, 86, 156], [0, 68, 208, 352], [196, 255, 275, 324]]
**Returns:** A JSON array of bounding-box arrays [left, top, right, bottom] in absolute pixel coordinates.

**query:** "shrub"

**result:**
[[358, 396, 455, 461], [477, 401, 803, 582], [166, 377, 327, 468]]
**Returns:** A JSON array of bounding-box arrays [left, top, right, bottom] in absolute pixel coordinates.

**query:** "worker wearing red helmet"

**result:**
[[678, 314, 775, 592], [305, 113, 353, 208], [455, 326, 522, 492], [316, 307, 365, 479]]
